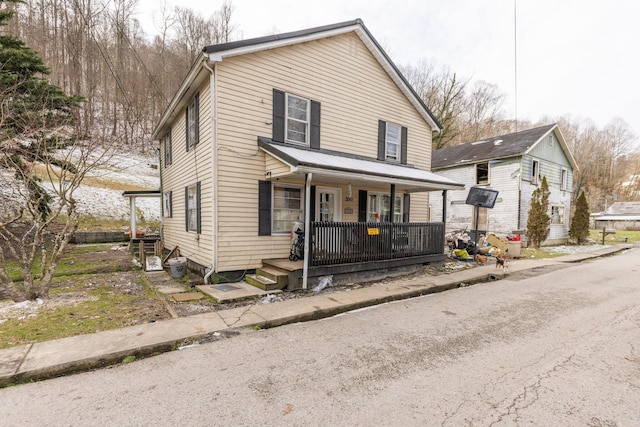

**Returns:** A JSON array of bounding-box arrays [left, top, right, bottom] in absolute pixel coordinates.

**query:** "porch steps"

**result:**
[[245, 266, 289, 291]]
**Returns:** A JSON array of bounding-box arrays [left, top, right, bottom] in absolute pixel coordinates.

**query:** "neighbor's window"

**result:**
[[476, 162, 489, 185], [561, 168, 568, 191], [385, 122, 401, 162], [531, 159, 540, 185], [163, 130, 172, 166], [551, 205, 565, 224], [272, 185, 303, 233], [286, 94, 309, 145], [187, 184, 198, 231], [163, 191, 172, 218], [186, 93, 200, 150], [367, 193, 402, 222]]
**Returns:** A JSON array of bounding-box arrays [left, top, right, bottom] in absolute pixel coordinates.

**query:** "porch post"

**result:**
[[302, 173, 312, 290], [389, 184, 396, 223], [130, 196, 137, 238], [442, 190, 448, 227]]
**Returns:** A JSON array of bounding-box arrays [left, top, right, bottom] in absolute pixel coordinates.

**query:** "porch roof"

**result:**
[[258, 138, 465, 192]]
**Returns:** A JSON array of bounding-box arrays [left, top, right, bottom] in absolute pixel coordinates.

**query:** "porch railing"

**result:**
[[309, 221, 445, 266]]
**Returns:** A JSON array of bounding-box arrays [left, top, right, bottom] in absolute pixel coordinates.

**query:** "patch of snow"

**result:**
[[541, 244, 608, 255]]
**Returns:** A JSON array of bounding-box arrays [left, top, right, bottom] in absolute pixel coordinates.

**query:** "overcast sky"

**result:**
[[138, 0, 640, 140]]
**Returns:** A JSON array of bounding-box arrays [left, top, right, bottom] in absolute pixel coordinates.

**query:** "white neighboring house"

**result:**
[[430, 124, 579, 245], [594, 202, 640, 231]]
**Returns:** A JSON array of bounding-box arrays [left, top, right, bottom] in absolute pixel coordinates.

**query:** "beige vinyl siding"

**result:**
[[212, 33, 435, 271], [265, 155, 292, 178], [161, 79, 213, 268]]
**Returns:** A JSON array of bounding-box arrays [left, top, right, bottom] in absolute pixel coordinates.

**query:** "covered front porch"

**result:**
[[255, 138, 465, 289]]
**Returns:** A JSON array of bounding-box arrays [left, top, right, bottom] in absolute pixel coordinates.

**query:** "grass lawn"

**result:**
[[589, 228, 640, 244], [0, 244, 172, 350]]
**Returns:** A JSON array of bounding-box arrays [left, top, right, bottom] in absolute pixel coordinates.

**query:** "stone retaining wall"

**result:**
[[71, 232, 129, 244]]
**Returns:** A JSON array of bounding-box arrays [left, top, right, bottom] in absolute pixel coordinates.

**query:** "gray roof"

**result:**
[[203, 19, 441, 131], [431, 124, 557, 169], [605, 202, 640, 215], [258, 138, 464, 192]]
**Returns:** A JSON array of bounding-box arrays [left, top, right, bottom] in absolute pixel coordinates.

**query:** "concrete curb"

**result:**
[[0, 244, 633, 387]]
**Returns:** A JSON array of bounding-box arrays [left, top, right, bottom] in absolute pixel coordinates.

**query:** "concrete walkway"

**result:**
[[0, 244, 634, 387]]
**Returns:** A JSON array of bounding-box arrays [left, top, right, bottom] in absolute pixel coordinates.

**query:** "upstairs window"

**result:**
[[163, 130, 172, 167], [272, 89, 320, 149], [531, 159, 540, 185], [286, 94, 310, 145], [561, 168, 568, 191], [378, 120, 407, 164], [385, 122, 401, 162], [186, 93, 200, 150], [476, 162, 489, 185]]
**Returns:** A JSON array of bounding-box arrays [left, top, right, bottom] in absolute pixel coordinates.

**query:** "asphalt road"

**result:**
[[1, 249, 639, 426]]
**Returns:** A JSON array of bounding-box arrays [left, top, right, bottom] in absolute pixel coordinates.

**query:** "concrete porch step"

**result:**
[[245, 265, 290, 291], [245, 274, 283, 291]]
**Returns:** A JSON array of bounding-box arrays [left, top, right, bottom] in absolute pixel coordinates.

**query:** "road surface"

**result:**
[[1, 248, 639, 426]]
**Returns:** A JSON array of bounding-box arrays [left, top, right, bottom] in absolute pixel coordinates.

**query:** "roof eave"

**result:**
[[205, 20, 441, 132]]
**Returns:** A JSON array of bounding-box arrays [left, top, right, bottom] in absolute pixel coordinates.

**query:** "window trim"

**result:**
[[163, 130, 172, 167], [285, 93, 310, 146], [185, 183, 201, 233], [271, 184, 304, 234], [163, 191, 172, 218], [531, 159, 540, 185], [551, 205, 565, 225], [561, 168, 568, 191], [476, 162, 490, 185], [385, 122, 401, 162], [367, 192, 402, 223], [186, 93, 200, 151]]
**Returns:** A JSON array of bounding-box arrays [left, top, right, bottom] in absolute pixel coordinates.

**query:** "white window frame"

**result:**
[[163, 130, 172, 166], [561, 168, 568, 191], [187, 184, 198, 232], [186, 93, 199, 150], [367, 192, 402, 222], [163, 191, 172, 218], [551, 205, 565, 225], [285, 93, 310, 145], [531, 159, 540, 185], [272, 184, 304, 234], [385, 122, 401, 162]]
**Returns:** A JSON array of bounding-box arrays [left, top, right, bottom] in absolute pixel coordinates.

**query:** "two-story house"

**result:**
[[152, 19, 463, 289], [429, 124, 578, 245]]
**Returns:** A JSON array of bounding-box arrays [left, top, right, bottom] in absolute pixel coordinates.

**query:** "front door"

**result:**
[[316, 188, 341, 222]]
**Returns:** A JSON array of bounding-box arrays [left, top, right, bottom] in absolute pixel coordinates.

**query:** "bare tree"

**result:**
[[402, 60, 470, 149]]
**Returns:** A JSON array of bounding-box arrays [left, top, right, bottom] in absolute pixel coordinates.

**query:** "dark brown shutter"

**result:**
[[272, 89, 285, 142], [403, 194, 410, 223], [184, 186, 189, 231], [258, 180, 272, 235], [400, 126, 408, 165], [310, 100, 321, 149], [358, 190, 368, 222], [377, 120, 386, 160], [194, 93, 200, 146], [185, 109, 190, 152], [196, 181, 201, 234]]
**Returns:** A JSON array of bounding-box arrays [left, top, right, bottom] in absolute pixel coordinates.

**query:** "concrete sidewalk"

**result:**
[[0, 244, 634, 387]]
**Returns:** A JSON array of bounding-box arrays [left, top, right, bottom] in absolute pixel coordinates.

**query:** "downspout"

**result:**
[[302, 172, 312, 290], [442, 190, 448, 227], [203, 59, 217, 284], [158, 147, 164, 240]]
